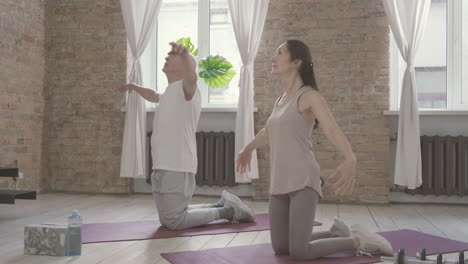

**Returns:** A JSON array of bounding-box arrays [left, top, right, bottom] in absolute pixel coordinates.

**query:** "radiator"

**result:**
[[407, 136, 468, 196], [147, 131, 237, 187], [196, 131, 236, 187]]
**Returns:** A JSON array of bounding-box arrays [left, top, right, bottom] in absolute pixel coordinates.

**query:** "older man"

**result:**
[[121, 42, 255, 230]]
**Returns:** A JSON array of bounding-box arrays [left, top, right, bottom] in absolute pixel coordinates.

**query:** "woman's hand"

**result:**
[[236, 147, 253, 174], [328, 158, 357, 196]]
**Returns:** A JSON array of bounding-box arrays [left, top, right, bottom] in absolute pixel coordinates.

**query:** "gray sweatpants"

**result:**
[[269, 187, 355, 260], [151, 170, 221, 230]]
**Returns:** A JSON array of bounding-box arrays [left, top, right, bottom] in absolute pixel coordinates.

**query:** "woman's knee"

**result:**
[[270, 232, 289, 254], [289, 246, 318, 260], [272, 242, 289, 255]]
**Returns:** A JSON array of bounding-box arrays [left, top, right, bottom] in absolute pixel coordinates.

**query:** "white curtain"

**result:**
[[382, 0, 431, 189], [228, 0, 269, 183], [120, 0, 162, 178]]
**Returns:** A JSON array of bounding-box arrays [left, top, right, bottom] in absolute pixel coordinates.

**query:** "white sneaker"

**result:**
[[217, 190, 229, 207], [351, 224, 393, 256], [222, 191, 256, 223], [329, 217, 350, 237]]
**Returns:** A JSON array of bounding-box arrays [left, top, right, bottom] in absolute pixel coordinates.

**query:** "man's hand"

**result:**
[[169, 42, 188, 56], [119, 83, 159, 103], [120, 83, 138, 93]]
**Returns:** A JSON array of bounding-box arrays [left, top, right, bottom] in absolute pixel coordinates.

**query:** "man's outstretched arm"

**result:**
[[120, 83, 159, 103], [169, 42, 198, 101]]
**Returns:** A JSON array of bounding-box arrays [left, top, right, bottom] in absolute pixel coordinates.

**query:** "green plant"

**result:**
[[175, 37, 198, 56], [198, 55, 236, 89], [176, 37, 236, 89]]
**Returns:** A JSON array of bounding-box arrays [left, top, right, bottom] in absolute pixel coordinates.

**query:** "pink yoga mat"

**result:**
[[161, 229, 468, 264], [82, 213, 322, 244]]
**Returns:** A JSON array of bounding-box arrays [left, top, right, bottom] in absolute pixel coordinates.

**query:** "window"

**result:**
[[390, 0, 468, 110], [140, 0, 241, 109], [462, 0, 468, 105]]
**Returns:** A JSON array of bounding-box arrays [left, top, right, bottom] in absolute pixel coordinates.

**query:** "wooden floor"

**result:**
[[1, 193, 468, 264]]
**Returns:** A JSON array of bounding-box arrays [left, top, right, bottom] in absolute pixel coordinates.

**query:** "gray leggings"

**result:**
[[269, 187, 355, 260]]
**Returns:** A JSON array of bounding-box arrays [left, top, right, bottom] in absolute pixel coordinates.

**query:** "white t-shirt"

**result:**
[[151, 80, 201, 173]]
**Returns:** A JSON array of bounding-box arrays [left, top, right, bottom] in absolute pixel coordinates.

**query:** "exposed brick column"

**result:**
[[252, 0, 390, 203]]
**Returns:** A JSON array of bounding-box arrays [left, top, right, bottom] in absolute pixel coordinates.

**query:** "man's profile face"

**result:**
[[162, 51, 183, 74]]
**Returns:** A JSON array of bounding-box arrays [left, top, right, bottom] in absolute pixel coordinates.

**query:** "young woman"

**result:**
[[236, 40, 393, 260]]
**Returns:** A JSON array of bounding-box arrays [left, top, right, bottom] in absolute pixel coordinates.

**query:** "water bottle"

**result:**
[[67, 210, 82, 256]]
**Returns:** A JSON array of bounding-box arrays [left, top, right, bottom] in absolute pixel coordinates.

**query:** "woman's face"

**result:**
[[271, 42, 298, 76]]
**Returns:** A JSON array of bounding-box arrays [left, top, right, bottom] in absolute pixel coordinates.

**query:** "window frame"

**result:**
[[389, 0, 468, 111], [146, 0, 239, 109]]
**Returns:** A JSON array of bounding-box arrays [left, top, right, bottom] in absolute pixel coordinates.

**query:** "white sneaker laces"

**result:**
[[356, 249, 378, 258]]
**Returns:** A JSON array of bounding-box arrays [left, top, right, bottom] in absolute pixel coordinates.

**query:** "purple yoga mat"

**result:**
[[82, 213, 322, 244], [382, 229, 468, 257], [162, 229, 468, 264]]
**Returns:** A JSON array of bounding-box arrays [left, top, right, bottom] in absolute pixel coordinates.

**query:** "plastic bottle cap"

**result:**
[[72, 210, 79, 217]]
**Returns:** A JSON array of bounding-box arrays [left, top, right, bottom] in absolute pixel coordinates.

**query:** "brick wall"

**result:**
[[252, 0, 390, 203], [1, 0, 391, 201], [45, 0, 130, 193], [0, 0, 47, 191]]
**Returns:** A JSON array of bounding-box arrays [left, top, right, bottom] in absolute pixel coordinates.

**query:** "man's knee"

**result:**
[[160, 214, 185, 230], [163, 220, 182, 230]]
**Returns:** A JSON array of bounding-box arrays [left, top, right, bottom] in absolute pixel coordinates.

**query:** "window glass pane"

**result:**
[[208, 0, 241, 105], [415, 67, 447, 108], [462, 0, 468, 104], [157, 0, 198, 94], [396, 0, 447, 109]]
